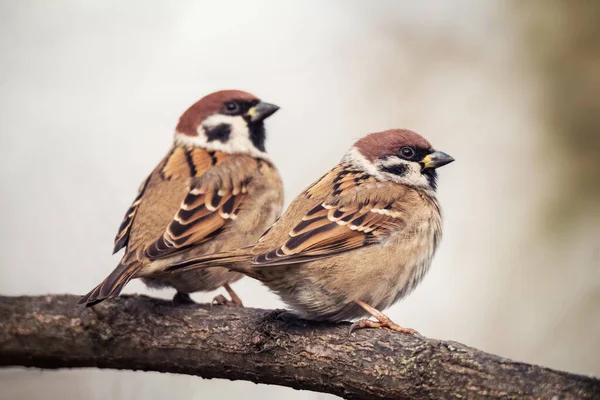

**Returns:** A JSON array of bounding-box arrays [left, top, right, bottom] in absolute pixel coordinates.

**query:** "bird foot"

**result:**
[[172, 292, 196, 306], [212, 294, 244, 307], [349, 318, 419, 335], [350, 299, 421, 336]]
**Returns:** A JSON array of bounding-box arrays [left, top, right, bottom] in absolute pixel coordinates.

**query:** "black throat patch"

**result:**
[[249, 122, 266, 152], [422, 169, 438, 191]]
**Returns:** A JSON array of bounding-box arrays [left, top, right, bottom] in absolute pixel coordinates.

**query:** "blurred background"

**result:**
[[1, 1, 599, 399]]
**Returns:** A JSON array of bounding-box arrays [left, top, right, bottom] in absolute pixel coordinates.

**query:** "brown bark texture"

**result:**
[[0, 294, 598, 399]]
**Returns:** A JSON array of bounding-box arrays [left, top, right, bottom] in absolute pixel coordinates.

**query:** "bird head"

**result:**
[[345, 129, 454, 191], [174, 90, 279, 159]]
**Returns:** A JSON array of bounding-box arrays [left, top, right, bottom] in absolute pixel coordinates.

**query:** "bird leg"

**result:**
[[172, 292, 196, 305], [350, 300, 419, 335], [212, 283, 244, 307]]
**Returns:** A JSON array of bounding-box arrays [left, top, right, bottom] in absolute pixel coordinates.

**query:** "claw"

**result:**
[[212, 294, 230, 306], [350, 300, 420, 336], [211, 293, 243, 307], [349, 318, 419, 336], [223, 283, 244, 307]]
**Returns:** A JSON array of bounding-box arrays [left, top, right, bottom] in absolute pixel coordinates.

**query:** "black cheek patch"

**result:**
[[381, 163, 408, 176], [205, 123, 231, 143]]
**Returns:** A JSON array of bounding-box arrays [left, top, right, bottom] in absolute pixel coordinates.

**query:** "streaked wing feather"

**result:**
[[113, 175, 151, 254], [253, 199, 405, 266], [144, 181, 248, 260]]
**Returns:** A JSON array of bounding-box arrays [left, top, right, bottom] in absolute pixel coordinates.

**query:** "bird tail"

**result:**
[[164, 247, 253, 275], [78, 260, 141, 307]]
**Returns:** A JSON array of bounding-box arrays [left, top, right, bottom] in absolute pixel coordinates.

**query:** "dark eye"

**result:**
[[224, 101, 240, 114], [400, 147, 415, 159]]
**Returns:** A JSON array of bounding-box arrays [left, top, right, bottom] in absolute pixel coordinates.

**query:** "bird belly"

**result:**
[[142, 268, 244, 293], [264, 224, 438, 323]]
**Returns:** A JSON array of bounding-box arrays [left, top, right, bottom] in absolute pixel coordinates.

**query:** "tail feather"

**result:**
[[164, 248, 252, 274], [78, 262, 139, 307]]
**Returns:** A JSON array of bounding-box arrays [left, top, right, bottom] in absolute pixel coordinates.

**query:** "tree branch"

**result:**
[[0, 295, 598, 399]]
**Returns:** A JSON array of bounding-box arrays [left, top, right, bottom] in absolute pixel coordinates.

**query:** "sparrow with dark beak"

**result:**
[[79, 90, 284, 307], [164, 129, 453, 333]]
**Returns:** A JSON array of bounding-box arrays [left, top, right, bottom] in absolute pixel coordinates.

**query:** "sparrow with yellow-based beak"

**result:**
[[79, 90, 284, 307], [164, 129, 453, 333]]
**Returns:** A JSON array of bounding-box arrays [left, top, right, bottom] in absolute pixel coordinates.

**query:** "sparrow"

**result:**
[[163, 129, 454, 333], [78, 90, 284, 307]]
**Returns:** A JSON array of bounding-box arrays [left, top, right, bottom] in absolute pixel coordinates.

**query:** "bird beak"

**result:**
[[422, 151, 455, 169], [246, 102, 280, 122]]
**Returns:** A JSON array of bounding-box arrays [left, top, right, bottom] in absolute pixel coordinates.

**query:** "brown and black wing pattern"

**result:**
[[144, 181, 248, 259], [113, 175, 151, 254], [253, 165, 406, 266], [144, 151, 257, 260]]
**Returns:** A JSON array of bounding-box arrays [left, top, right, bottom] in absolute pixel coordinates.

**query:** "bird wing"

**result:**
[[143, 150, 259, 260], [113, 174, 151, 254], [252, 166, 410, 266]]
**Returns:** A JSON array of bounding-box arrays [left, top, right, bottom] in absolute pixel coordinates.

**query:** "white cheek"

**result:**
[[378, 158, 430, 188], [173, 114, 269, 160]]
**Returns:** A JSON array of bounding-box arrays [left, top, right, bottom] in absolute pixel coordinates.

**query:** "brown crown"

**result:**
[[176, 90, 259, 136], [354, 129, 433, 161]]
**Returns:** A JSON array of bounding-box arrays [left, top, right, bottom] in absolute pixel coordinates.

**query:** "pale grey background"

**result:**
[[1, 1, 599, 399]]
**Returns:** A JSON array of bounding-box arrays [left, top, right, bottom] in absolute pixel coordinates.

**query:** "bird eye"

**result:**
[[224, 101, 240, 114], [400, 147, 415, 159]]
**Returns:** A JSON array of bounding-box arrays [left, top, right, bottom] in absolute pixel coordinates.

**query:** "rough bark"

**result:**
[[0, 295, 598, 399]]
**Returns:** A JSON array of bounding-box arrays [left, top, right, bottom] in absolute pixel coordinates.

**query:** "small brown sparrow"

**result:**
[[164, 129, 453, 333], [79, 90, 284, 307]]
